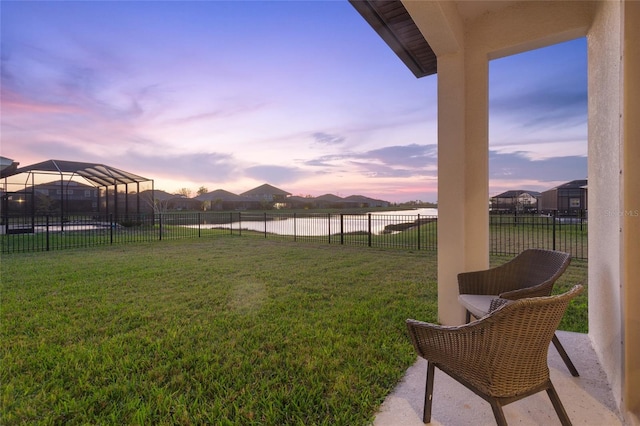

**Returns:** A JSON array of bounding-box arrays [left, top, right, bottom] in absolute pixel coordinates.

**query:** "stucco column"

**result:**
[[436, 53, 468, 325], [622, 0, 640, 419], [588, 0, 624, 409], [404, 0, 490, 326], [436, 48, 489, 326]]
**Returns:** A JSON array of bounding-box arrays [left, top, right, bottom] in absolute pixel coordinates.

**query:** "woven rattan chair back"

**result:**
[[458, 249, 571, 298], [457, 249, 578, 377]]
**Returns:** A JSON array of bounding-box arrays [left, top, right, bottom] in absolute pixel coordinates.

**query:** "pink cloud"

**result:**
[[1, 89, 85, 116]]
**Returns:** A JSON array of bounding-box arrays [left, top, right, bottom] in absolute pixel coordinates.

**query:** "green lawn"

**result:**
[[0, 237, 587, 425]]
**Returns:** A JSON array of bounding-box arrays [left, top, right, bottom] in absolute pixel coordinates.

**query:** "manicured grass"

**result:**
[[0, 238, 587, 425], [1, 238, 436, 425]]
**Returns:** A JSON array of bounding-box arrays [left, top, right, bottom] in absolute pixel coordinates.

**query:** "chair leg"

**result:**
[[546, 381, 572, 426], [488, 398, 508, 426], [465, 310, 471, 324], [552, 333, 580, 377], [423, 361, 435, 424]]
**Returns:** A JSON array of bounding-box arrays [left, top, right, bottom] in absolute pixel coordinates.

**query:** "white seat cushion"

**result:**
[[458, 294, 495, 319]]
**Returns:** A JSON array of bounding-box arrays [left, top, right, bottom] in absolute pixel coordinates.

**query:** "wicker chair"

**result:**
[[457, 249, 579, 376], [407, 284, 583, 426]]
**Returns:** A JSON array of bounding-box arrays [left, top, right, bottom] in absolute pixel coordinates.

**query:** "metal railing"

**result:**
[[490, 211, 587, 260], [1, 211, 587, 259]]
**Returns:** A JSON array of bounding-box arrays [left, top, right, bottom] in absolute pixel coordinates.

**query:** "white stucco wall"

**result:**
[[622, 1, 640, 420], [436, 39, 490, 326], [588, 3, 640, 420], [587, 0, 624, 410], [436, 51, 477, 325]]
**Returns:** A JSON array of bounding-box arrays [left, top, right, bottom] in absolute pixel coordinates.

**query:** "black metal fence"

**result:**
[[490, 211, 587, 260], [0, 211, 587, 259]]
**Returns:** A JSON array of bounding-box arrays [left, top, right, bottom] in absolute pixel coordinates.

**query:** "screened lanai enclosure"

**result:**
[[1, 159, 154, 234]]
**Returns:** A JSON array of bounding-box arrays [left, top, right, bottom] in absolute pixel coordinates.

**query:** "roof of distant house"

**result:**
[[241, 183, 291, 197], [344, 194, 385, 203], [315, 194, 344, 202], [196, 189, 250, 202], [140, 189, 174, 201], [493, 190, 542, 198], [555, 179, 588, 189]]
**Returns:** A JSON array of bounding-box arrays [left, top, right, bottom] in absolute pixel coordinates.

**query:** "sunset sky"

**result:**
[[1, 1, 587, 203]]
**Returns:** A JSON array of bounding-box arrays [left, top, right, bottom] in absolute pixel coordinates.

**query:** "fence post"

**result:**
[[198, 213, 201, 238], [110, 214, 114, 244], [552, 210, 557, 251], [368, 213, 372, 247], [46, 215, 50, 251], [328, 213, 331, 244], [294, 213, 297, 242], [159, 214, 163, 241], [340, 214, 344, 245], [264, 212, 267, 239], [417, 214, 421, 251]]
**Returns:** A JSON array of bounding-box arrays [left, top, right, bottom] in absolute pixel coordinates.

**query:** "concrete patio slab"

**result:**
[[374, 331, 622, 426]]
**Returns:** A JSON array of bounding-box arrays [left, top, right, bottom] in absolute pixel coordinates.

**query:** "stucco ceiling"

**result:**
[[454, 1, 515, 22]]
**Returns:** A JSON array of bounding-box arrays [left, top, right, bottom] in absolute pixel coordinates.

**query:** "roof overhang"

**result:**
[[349, 0, 437, 78]]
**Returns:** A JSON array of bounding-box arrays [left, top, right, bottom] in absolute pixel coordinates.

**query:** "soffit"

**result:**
[[349, 0, 437, 78], [349, 0, 516, 78]]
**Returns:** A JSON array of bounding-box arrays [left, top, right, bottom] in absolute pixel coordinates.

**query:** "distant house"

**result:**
[[166, 196, 202, 211], [286, 195, 315, 210], [490, 190, 541, 213], [22, 180, 99, 214], [540, 179, 588, 215], [138, 184, 392, 212], [141, 189, 174, 203], [314, 194, 345, 209], [343, 195, 389, 208], [196, 189, 258, 211], [139, 190, 201, 212], [241, 184, 291, 207], [284, 193, 390, 210]]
